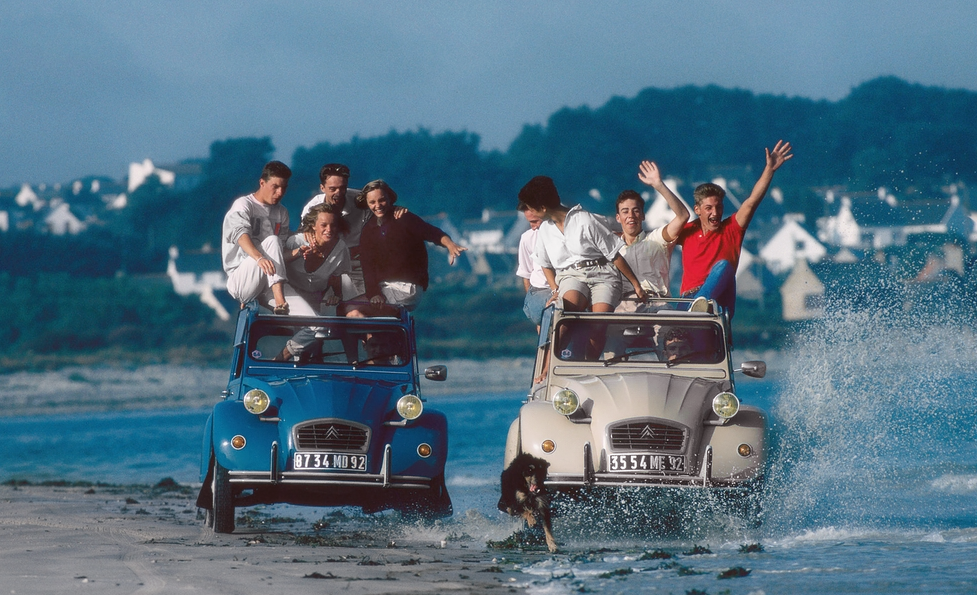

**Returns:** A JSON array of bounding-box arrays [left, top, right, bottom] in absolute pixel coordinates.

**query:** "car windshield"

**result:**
[[247, 320, 409, 367], [553, 319, 725, 365]]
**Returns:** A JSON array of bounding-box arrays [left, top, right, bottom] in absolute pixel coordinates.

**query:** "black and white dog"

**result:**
[[497, 453, 557, 552]]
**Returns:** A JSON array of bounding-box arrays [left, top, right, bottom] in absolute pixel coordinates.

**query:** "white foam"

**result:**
[[931, 474, 977, 493]]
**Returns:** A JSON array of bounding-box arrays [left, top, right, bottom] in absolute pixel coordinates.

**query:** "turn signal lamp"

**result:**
[[552, 389, 580, 415], [243, 389, 270, 415], [231, 435, 246, 450], [541, 440, 556, 453], [712, 392, 740, 419], [737, 443, 753, 457], [397, 395, 423, 420], [417, 443, 432, 458]]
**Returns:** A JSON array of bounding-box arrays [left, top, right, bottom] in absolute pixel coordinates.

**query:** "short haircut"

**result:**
[[517, 176, 560, 210], [299, 202, 350, 235], [261, 160, 292, 181], [693, 182, 725, 206], [356, 179, 397, 209], [616, 189, 645, 211], [319, 163, 350, 184]]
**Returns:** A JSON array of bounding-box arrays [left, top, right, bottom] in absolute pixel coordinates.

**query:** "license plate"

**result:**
[[293, 452, 367, 471], [608, 453, 685, 472]]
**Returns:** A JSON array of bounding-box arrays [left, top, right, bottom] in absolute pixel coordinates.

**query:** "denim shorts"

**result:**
[[556, 263, 622, 307], [523, 285, 551, 327]]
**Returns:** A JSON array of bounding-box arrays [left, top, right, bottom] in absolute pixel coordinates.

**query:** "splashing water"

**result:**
[[763, 298, 977, 534]]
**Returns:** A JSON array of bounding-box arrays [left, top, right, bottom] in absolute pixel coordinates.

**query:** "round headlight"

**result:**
[[712, 392, 740, 419], [397, 394, 423, 420], [243, 389, 270, 415], [552, 389, 579, 415]]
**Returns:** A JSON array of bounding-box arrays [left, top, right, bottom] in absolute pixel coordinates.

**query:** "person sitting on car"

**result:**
[[350, 179, 466, 317]]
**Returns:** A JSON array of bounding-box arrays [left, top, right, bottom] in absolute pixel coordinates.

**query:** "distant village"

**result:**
[[3, 158, 975, 325]]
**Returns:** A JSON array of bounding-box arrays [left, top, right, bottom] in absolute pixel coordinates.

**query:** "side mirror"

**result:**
[[424, 365, 447, 381], [738, 361, 766, 379]]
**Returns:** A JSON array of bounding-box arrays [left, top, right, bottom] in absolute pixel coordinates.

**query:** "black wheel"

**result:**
[[211, 459, 235, 533]]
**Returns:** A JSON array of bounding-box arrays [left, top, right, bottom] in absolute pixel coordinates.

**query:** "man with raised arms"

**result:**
[[677, 140, 793, 319]]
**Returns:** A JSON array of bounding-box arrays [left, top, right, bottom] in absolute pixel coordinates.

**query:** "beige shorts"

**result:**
[[380, 281, 424, 311], [556, 263, 622, 307]]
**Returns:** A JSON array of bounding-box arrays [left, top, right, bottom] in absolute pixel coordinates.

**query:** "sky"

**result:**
[[2, 0, 977, 188]]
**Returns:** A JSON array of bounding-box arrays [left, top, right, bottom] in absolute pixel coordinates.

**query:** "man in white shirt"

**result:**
[[614, 160, 690, 311], [221, 160, 292, 313], [515, 205, 549, 330]]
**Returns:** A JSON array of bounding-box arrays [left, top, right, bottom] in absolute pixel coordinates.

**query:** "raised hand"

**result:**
[[766, 140, 793, 171], [638, 160, 663, 188]]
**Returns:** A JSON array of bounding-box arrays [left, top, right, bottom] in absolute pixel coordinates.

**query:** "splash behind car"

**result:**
[[197, 303, 451, 532], [503, 298, 767, 501]]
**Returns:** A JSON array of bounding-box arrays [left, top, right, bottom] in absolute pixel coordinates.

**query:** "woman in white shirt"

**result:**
[[518, 175, 647, 313]]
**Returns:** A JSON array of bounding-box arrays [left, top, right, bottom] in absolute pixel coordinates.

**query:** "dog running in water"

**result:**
[[497, 453, 557, 552]]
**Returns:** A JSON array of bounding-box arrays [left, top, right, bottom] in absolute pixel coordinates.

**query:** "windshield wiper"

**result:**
[[351, 353, 401, 367], [665, 350, 712, 367], [603, 348, 659, 366]]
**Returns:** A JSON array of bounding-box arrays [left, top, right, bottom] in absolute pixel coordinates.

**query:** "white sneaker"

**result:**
[[689, 296, 710, 313]]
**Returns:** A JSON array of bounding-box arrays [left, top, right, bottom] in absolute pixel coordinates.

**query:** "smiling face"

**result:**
[[694, 195, 724, 233], [320, 175, 349, 209], [365, 188, 393, 219], [312, 211, 341, 247], [616, 198, 644, 238]]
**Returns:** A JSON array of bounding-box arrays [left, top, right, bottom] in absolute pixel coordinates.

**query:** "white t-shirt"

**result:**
[[534, 205, 624, 270], [619, 226, 675, 296], [516, 228, 549, 289], [221, 194, 290, 274], [284, 234, 352, 294]]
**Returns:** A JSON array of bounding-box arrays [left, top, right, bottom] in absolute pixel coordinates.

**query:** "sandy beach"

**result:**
[[0, 482, 539, 594]]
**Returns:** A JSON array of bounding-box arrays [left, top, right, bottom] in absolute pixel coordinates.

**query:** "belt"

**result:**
[[570, 257, 608, 270]]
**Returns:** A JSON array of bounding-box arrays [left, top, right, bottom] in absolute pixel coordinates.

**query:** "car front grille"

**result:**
[[609, 420, 686, 452], [294, 420, 370, 452]]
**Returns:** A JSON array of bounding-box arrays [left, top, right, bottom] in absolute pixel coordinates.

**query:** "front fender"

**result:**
[[700, 405, 767, 482], [386, 409, 449, 477], [212, 399, 279, 472], [518, 401, 595, 474]]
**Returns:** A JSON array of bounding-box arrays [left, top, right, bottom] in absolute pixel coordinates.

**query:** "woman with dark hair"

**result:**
[[350, 180, 466, 317]]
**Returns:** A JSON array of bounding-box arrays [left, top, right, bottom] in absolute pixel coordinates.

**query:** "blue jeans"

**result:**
[[684, 259, 736, 320], [523, 285, 551, 328]]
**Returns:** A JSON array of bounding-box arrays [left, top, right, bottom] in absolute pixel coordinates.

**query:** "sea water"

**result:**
[[2, 306, 977, 593]]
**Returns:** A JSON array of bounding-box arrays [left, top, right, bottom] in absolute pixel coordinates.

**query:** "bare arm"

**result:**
[[612, 253, 647, 301], [734, 140, 793, 230], [439, 236, 467, 265], [237, 234, 276, 275], [542, 267, 559, 305], [638, 160, 689, 242]]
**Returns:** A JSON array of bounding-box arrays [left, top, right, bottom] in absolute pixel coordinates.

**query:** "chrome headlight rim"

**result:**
[[242, 388, 271, 415], [396, 394, 424, 421], [552, 389, 580, 416], [712, 391, 740, 419]]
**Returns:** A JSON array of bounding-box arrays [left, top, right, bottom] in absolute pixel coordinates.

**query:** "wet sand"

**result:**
[[0, 482, 537, 594]]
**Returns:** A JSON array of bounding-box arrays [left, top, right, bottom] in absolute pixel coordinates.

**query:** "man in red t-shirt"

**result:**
[[677, 140, 793, 320]]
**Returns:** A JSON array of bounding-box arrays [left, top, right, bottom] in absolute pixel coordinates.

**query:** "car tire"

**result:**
[[211, 460, 235, 533]]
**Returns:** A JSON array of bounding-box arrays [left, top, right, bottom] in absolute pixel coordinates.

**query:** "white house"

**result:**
[[780, 258, 825, 321], [128, 159, 176, 193], [759, 216, 828, 275], [166, 246, 231, 321], [44, 202, 86, 235]]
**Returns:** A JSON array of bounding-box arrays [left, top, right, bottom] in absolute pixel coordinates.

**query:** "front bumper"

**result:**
[[228, 444, 436, 490], [546, 445, 758, 491]]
